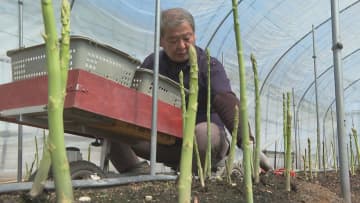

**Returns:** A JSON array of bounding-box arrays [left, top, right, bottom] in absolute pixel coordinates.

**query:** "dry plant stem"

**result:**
[[285, 92, 292, 192], [251, 54, 261, 184], [25, 163, 29, 180], [180, 71, 205, 187], [87, 144, 91, 161], [331, 141, 338, 172], [25, 156, 36, 181], [308, 138, 313, 180], [35, 136, 39, 168], [40, 0, 73, 202], [29, 133, 51, 197], [204, 48, 212, 179], [331, 111, 337, 172], [226, 106, 239, 184], [231, 0, 253, 202], [178, 45, 199, 203]]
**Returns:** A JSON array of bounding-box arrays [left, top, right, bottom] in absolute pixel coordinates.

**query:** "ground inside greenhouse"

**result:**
[[0, 170, 359, 203]]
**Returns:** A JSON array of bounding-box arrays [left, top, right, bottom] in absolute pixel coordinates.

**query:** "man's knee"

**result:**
[[195, 122, 225, 154]]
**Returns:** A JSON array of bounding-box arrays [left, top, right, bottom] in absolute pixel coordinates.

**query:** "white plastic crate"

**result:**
[[7, 36, 140, 87], [131, 68, 187, 108]]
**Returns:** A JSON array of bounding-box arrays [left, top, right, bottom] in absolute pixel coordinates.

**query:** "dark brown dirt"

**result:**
[[0, 170, 359, 203]]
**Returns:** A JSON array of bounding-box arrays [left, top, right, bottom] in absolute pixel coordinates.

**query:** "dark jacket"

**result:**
[[140, 46, 233, 129]]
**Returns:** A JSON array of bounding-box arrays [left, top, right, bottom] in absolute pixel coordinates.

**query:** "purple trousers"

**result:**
[[109, 122, 229, 172]]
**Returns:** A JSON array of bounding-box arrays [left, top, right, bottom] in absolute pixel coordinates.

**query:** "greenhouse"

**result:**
[[0, 0, 359, 202]]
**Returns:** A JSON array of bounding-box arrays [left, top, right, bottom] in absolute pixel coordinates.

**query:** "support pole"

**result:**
[[150, 0, 161, 176], [18, 0, 24, 48], [17, 115, 23, 182], [312, 25, 321, 170], [17, 0, 24, 183], [330, 0, 351, 202]]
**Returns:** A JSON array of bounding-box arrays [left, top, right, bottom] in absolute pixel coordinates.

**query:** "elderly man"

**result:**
[[109, 7, 272, 174]]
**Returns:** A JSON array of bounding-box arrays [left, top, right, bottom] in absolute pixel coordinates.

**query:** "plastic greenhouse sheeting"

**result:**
[[1, 0, 360, 170]]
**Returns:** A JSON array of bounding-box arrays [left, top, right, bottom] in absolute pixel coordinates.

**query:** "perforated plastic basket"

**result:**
[[7, 36, 141, 87], [131, 68, 187, 108]]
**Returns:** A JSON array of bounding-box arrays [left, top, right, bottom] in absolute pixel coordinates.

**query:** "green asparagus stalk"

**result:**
[[40, 0, 73, 201], [350, 134, 355, 175], [303, 152, 307, 180], [231, 0, 253, 202], [60, 0, 70, 94], [251, 54, 261, 184], [346, 144, 350, 174], [351, 148, 355, 175], [322, 141, 326, 175], [178, 45, 199, 203], [250, 146, 254, 176], [351, 128, 360, 169], [285, 92, 292, 192], [225, 159, 232, 184], [204, 48, 212, 179], [314, 143, 318, 178], [179, 71, 186, 127], [308, 138, 313, 180], [283, 93, 287, 167], [180, 71, 205, 188], [193, 136, 205, 187], [226, 105, 239, 184]]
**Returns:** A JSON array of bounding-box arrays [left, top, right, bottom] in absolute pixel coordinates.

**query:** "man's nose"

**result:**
[[178, 40, 188, 49]]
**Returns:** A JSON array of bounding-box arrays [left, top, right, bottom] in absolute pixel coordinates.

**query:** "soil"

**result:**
[[0, 170, 359, 203]]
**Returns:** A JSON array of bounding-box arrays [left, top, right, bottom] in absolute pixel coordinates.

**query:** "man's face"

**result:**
[[160, 22, 196, 63]]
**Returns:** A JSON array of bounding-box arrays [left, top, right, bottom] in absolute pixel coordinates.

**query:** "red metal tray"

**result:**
[[0, 69, 183, 145]]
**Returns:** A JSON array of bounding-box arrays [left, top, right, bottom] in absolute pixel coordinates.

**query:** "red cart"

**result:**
[[0, 36, 183, 179]]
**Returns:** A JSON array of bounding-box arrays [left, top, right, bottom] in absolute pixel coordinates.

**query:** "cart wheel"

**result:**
[[28, 160, 106, 181], [69, 160, 106, 180]]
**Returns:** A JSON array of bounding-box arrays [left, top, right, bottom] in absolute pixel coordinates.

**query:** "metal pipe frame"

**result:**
[[311, 24, 321, 170], [259, 1, 360, 95], [150, 0, 161, 176], [330, 0, 351, 202], [17, 0, 24, 183], [294, 49, 359, 169]]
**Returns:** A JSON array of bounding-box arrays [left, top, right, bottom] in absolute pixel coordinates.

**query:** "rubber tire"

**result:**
[[69, 160, 106, 180], [29, 160, 106, 181]]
